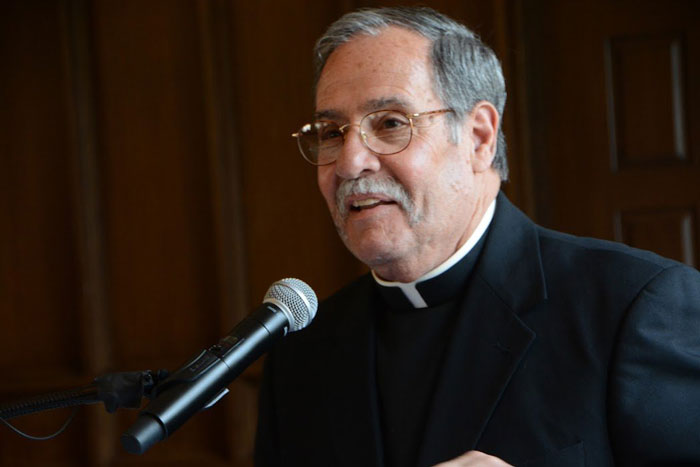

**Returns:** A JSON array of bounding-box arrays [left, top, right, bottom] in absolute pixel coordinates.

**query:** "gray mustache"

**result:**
[[335, 176, 416, 221]]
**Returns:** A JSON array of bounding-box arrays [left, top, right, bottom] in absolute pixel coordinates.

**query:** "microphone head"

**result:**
[[264, 278, 318, 332]]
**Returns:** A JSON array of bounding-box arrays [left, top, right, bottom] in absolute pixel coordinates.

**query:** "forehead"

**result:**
[[315, 27, 440, 119]]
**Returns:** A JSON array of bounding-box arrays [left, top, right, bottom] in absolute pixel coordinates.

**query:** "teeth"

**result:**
[[352, 198, 381, 208]]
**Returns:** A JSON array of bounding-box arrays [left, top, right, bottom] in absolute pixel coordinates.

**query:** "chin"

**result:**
[[336, 216, 413, 265], [344, 236, 402, 270]]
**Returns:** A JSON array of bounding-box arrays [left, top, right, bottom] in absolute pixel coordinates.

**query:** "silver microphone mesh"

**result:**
[[263, 278, 318, 332]]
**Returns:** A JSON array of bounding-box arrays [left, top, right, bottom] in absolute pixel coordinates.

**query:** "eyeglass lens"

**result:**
[[297, 110, 412, 165]]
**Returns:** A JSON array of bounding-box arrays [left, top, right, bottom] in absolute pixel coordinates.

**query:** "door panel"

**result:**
[[518, 0, 700, 267]]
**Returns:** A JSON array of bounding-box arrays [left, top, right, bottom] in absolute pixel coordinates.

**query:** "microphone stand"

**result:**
[[0, 370, 168, 421]]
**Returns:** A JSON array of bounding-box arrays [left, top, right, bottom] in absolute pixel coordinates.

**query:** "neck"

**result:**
[[372, 197, 495, 307], [373, 186, 498, 283], [373, 171, 501, 282]]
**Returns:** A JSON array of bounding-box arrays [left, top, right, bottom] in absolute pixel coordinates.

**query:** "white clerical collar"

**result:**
[[372, 199, 496, 308]]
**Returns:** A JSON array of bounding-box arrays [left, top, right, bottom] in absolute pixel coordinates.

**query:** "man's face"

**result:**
[[315, 27, 485, 282]]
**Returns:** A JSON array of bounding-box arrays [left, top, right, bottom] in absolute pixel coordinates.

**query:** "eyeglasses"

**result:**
[[291, 108, 453, 166]]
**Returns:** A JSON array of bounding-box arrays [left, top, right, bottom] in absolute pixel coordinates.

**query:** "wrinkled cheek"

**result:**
[[331, 209, 346, 233], [334, 194, 348, 219], [442, 160, 468, 191]]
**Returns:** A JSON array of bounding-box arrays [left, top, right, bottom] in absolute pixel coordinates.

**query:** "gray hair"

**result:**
[[313, 6, 509, 180]]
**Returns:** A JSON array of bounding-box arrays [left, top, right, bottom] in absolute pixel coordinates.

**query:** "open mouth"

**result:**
[[349, 198, 396, 212]]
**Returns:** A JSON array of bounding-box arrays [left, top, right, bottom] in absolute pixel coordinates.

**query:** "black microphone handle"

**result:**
[[121, 303, 289, 454]]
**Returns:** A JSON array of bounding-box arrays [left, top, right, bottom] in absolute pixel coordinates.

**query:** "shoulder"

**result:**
[[485, 193, 696, 313], [538, 225, 675, 265], [537, 226, 698, 290], [305, 273, 374, 334], [269, 273, 374, 354], [319, 273, 375, 311], [606, 261, 700, 463], [494, 191, 685, 281]]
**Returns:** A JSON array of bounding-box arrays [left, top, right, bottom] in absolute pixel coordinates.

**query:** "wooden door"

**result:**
[[516, 0, 700, 267]]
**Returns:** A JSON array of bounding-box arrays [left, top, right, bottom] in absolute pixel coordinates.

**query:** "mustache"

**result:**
[[335, 176, 417, 223]]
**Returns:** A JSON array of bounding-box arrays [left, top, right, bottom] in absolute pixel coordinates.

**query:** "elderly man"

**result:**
[[255, 7, 700, 467]]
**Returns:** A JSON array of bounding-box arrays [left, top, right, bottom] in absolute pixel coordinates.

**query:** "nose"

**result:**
[[334, 126, 381, 179]]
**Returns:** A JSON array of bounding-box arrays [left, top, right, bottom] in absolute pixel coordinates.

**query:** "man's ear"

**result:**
[[467, 101, 499, 172]]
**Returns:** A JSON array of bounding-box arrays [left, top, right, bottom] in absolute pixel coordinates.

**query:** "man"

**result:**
[[255, 7, 700, 466]]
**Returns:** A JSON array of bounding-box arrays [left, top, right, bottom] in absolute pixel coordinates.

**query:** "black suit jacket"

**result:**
[[255, 193, 700, 466]]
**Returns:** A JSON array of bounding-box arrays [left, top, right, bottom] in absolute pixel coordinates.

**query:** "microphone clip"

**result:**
[[95, 369, 170, 413]]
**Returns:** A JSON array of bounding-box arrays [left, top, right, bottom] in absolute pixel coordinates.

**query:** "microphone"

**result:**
[[120, 278, 317, 454]]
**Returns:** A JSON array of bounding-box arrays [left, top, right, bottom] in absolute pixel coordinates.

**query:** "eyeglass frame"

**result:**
[[291, 108, 454, 166]]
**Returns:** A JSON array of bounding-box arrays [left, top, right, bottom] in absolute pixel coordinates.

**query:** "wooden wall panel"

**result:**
[[617, 207, 696, 266], [229, 1, 364, 305], [518, 0, 700, 267], [89, 0, 231, 463], [91, 0, 219, 369], [196, 1, 250, 463], [0, 0, 88, 464], [606, 33, 688, 168], [0, 1, 81, 378]]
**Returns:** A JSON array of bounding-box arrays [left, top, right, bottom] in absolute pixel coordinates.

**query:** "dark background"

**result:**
[[1, 0, 698, 465]]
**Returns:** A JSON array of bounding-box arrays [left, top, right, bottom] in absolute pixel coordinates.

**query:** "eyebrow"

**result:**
[[313, 96, 412, 122], [362, 97, 410, 113], [313, 109, 343, 121]]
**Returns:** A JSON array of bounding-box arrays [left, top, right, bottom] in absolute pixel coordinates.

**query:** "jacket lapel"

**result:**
[[417, 276, 536, 466], [417, 193, 546, 466]]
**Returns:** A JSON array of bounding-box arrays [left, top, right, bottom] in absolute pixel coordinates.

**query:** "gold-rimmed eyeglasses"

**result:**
[[291, 108, 453, 166]]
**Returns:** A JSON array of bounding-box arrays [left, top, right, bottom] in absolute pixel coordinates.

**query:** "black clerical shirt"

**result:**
[[373, 227, 489, 467]]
